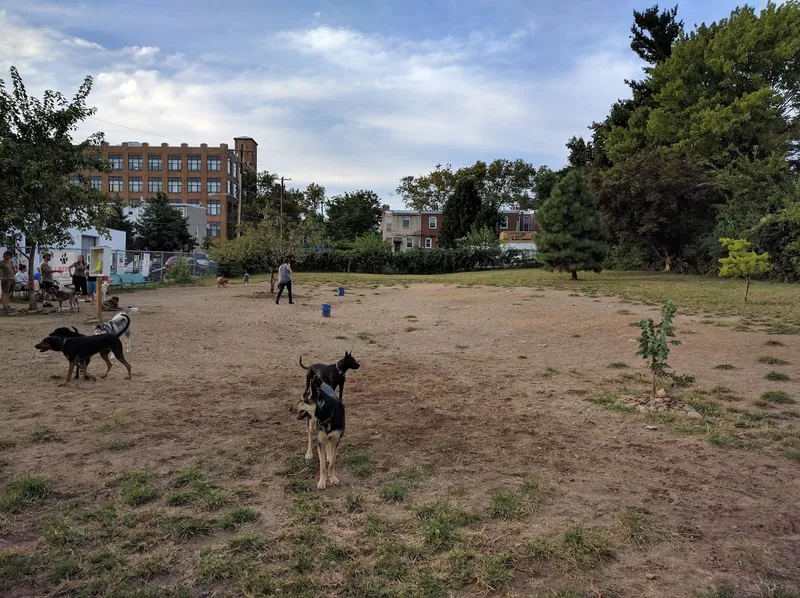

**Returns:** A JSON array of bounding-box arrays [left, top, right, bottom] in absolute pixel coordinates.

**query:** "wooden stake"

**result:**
[[96, 278, 102, 321]]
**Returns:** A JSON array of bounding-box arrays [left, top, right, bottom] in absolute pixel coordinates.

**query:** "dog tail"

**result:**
[[71, 327, 79, 334], [116, 314, 131, 337], [299, 356, 309, 370]]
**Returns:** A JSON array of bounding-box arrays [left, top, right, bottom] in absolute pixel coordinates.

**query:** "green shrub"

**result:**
[[166, 258, 193, 283]]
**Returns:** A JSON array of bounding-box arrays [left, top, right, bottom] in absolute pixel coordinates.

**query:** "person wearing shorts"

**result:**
[[40, 253, 56, 291], [275, 258, 293, 305], [1, 251, 15, 312], [70, 254, 89, 300]]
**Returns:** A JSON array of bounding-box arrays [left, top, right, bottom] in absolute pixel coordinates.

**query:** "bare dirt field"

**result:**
[[1, 279, 799, 597]]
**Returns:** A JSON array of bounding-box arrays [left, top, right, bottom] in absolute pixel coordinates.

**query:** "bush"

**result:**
[[166, 258, 192, 284], [604, 242, 658, 271]]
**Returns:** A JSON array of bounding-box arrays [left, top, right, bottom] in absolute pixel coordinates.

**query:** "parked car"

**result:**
[[164, 256, 214, 275]]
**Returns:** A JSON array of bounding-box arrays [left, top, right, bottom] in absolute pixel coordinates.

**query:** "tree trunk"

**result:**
[[27, 244, 37, 312], [571, 269, 578, 281], [744, 276, 750, 303]]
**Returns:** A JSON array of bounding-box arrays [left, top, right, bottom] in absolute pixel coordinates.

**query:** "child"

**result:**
[[243, 271, 249, 287]]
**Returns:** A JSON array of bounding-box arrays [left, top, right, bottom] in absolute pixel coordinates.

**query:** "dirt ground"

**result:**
[[1, 281, 799, 597]]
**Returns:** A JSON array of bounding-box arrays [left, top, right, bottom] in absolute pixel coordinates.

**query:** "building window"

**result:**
[[207, 200, 221, 216], [69, 175, 81, 186], [108, 154, 123, 170], [148, 155, 162, 171], [208, 222, 221, 237], [187, 155, 201, 171], [109, 176, 123, 192], [207, 178, 221, 194], [187, 178, 202, 193], [128, 155, 143, 170], [233, 183, 238, 197], [188, 199, 202, 207], [232, 161, 237, 178], [89, 153, 101, 162], [500, 216, 509, 229], [425, 237, 432, 249], [428, 216, 437, 229], [168, 177, 182, 193], [129, 176, 143, 193], [227, 158, 232, 175], [207, 156, 221, 171], [168, 155, 182, 171], [169, 199, 181, 205], [148, 177, 163, 193], [90, 176, 102, 190], [227, 180, 232, 195], [402, 216, 410, 229], [406, 237, 413, 248], [194, 225, 199, 238], [386, 219, 392, 232]]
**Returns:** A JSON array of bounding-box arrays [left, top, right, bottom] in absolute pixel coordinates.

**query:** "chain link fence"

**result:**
[[110, 250, 218, 287]]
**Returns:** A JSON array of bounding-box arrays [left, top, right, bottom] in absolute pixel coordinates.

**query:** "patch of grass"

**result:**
[[489, 478, 542, 520], [710, 386, 733, 396], [607, 362, 629, 369], [759, 355, 789, 366], [561, 524, 614, 568], [104, 438, 134, 451], [29, 427, 60, 443], [765, 370, 791, 381], [340, 446, 373, 478], [517, 355, 528, 359], [784, 448, 800, 461], [166, 490, 194, 506], [686, 399, 722, 417], [765, 339, 785, 346], [42, 516, 86, 547], [380, 482, 409, 502], [416, 500, 478, 551], [50, 557, 81, 581], [755, 391, 795, 407], [694, 585, 735, 598], [519, 536, 558, 562], [356, 331, 374, 342], [541, 367, 558, 378], [0, 475, 51, 512], [334, 335, 348, 340], [219, 507, 259, 530], [617, 507, 657, 548], [403, 326, 419, 332], [227, 532, 271, 555], [475, 554, 514, 592], [767, 322, 800, 335], [196, 546, 246, 584], [0, 551, 38, 590], [585, 393, 637, 414], [109, 471, 159, 507], [616, 309, 633, 315], [455, 344, 468, 350], [291, 494, 329, 523], [714, 364, 737, 370], [132, 546, 178, 581], [0, 438, 17, 450], [169, 515, 213, 541], [405, 314, 417, 319]]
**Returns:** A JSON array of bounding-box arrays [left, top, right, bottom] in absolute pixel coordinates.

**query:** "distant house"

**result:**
[[380, 207, 537, 253]]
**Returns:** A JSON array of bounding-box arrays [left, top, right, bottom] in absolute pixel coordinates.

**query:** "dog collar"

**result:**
[[336, 365, 343, 375]]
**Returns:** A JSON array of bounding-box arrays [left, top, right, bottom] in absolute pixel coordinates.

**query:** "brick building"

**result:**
[[77, 136, 258, 241], [380, 208, 536, 253]]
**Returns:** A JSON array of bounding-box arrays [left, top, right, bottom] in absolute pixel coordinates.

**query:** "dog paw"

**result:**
[[328, 475, 340, 486], [57, 382, 70, 387], [317, 479, 327, 490], [304, 451, 314, 460]]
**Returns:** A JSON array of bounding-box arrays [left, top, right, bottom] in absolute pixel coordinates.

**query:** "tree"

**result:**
[[532, 166, 562, 207], [630, 4, 683, 67], [439, 178, 482, 248], [458, 226, 499, 252], [133, 193, 196, 252], [473, 198, 502, 234], [0, 66, 114, 310], [324, 190, 382, 242], [636, 299, 682, 399], [101, 204, 136, 249], [718, 238, 771, 302], [536, 171, 607, 280], [305, 183, 326, 217], [352, 232, 390, 253], [566, 136, 594, 169], [749, 203, 800, 281], [396, 163, 457, 211], [594, 148, 724, 272]]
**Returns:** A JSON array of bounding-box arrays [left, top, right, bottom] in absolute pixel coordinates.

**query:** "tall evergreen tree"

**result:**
[[536, 171, 607, 280], [133, 193, 196, 252], [439, 177, 482, 248]]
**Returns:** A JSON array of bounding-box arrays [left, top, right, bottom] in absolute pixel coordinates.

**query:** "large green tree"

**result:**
[[439, 177, 482, 248], [101, 204, 137, 249], [396, 163, 457, 211], [0, 66, 114, 310], [324, 190, 382, 242], [133, 193, 196, 252], [536, 171, 607, 280]]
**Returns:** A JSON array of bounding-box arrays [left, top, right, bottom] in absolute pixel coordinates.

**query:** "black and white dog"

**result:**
[[94, 313, 132, 353]]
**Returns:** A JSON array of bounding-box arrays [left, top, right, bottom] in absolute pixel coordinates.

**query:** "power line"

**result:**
[[88, 117, 191, 144]]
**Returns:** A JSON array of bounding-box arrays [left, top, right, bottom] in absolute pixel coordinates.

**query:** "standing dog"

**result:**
[[291, 376, 345, 489], [216, 276, 229, 288], [34, 333, 131, 386], [37, 327, 89, 379], [299, 352, 360, 401], [45, 288, 79, 312], [94, 313, 131, 353]]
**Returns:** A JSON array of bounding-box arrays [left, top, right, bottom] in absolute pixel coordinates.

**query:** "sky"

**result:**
[[0, 0, 767, 207]]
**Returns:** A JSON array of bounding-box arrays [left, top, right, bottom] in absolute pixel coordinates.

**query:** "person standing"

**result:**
[[1, 251, 15, 312], [275, 258, 293, 305], [40, 253, 55, 291], [69, 254, 90, 301]]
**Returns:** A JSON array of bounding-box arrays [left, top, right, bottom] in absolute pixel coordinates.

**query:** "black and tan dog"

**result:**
[[34, 333, 132, 386], [290, 376, 345, 489], [299, 351, 360, 401], [37, 327, 90, 379]]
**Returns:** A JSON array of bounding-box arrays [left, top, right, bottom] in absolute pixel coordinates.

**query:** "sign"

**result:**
[[141, 253, 151, 277]]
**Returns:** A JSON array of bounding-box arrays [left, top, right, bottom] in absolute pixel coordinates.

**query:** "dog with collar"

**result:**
[[37, 327, 89, 379], [94, 313, 132, 353], [290, 377, 345, 489], [299, 351, 360, 401]]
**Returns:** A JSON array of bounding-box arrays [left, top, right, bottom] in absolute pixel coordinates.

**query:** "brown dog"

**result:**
[[216, 276, 229, 288]]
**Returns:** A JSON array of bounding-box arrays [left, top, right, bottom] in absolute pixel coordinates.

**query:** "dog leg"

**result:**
[[118, 356, 132, 380], [328, 438, 341, 486], [338, 382, 345, 401], [100, 351, 113, 379], [305, 419, 314, 460], [316, 441, 328, 490], [60, 362, 75, 387], [78, 361, 95, 381]]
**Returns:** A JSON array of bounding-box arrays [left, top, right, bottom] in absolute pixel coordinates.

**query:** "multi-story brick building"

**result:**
[[380, 208, 536, 253], [76, 136, 258, 241]]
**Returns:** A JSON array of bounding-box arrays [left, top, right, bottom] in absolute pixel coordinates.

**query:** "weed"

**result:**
[[404, 326, 418, 332], [220, 507, 259, 530], [784, 448, 800, 461], [291, 494, 328, 523], [475, 554, 514, 592], [50, 557, 80, 581], [489, 479, 542, 520], [344, 491, 365, 513], [29, 427, 60, 443], [416, 500, 477, 551], [227, 533, 271, 555], [586, 394, 637, 414], [759, 355, 789, 365], [714, 364, 736, 370], [340, 446, 373, 478], [196, 546, 245, 583], [42, 516, 86, 547], [380, 482, 409, 502], [0, 475, 51, 512], [541, 367, 558, 378], [448, 549, 475, 588], [617, 507, 657, 548], [169, 515, 213, 541], [133, 546, 179, 581], [0, 551, 38, 590], [765, 371, 791, 381], [561, 525, 614, 568], [166, 490, 194, 506], [520, 536, 558, 561], [756, 391, 795, 407], [607, 362, 629, 369]]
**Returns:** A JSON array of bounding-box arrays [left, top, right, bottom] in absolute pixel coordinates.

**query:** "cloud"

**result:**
[[313, 11, 320, 19], [0, 10, 640, 205]]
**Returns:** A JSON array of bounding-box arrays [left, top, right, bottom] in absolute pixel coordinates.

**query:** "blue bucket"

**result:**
[[321, 303, 331, 317], [338, 287, 345, 296]]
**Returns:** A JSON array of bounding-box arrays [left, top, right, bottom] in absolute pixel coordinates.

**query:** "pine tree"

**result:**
[[133, 193, 196, 252], [536, 171, 607, 280], [102, 204, 136, 249], [439, 177, 482, 248]]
